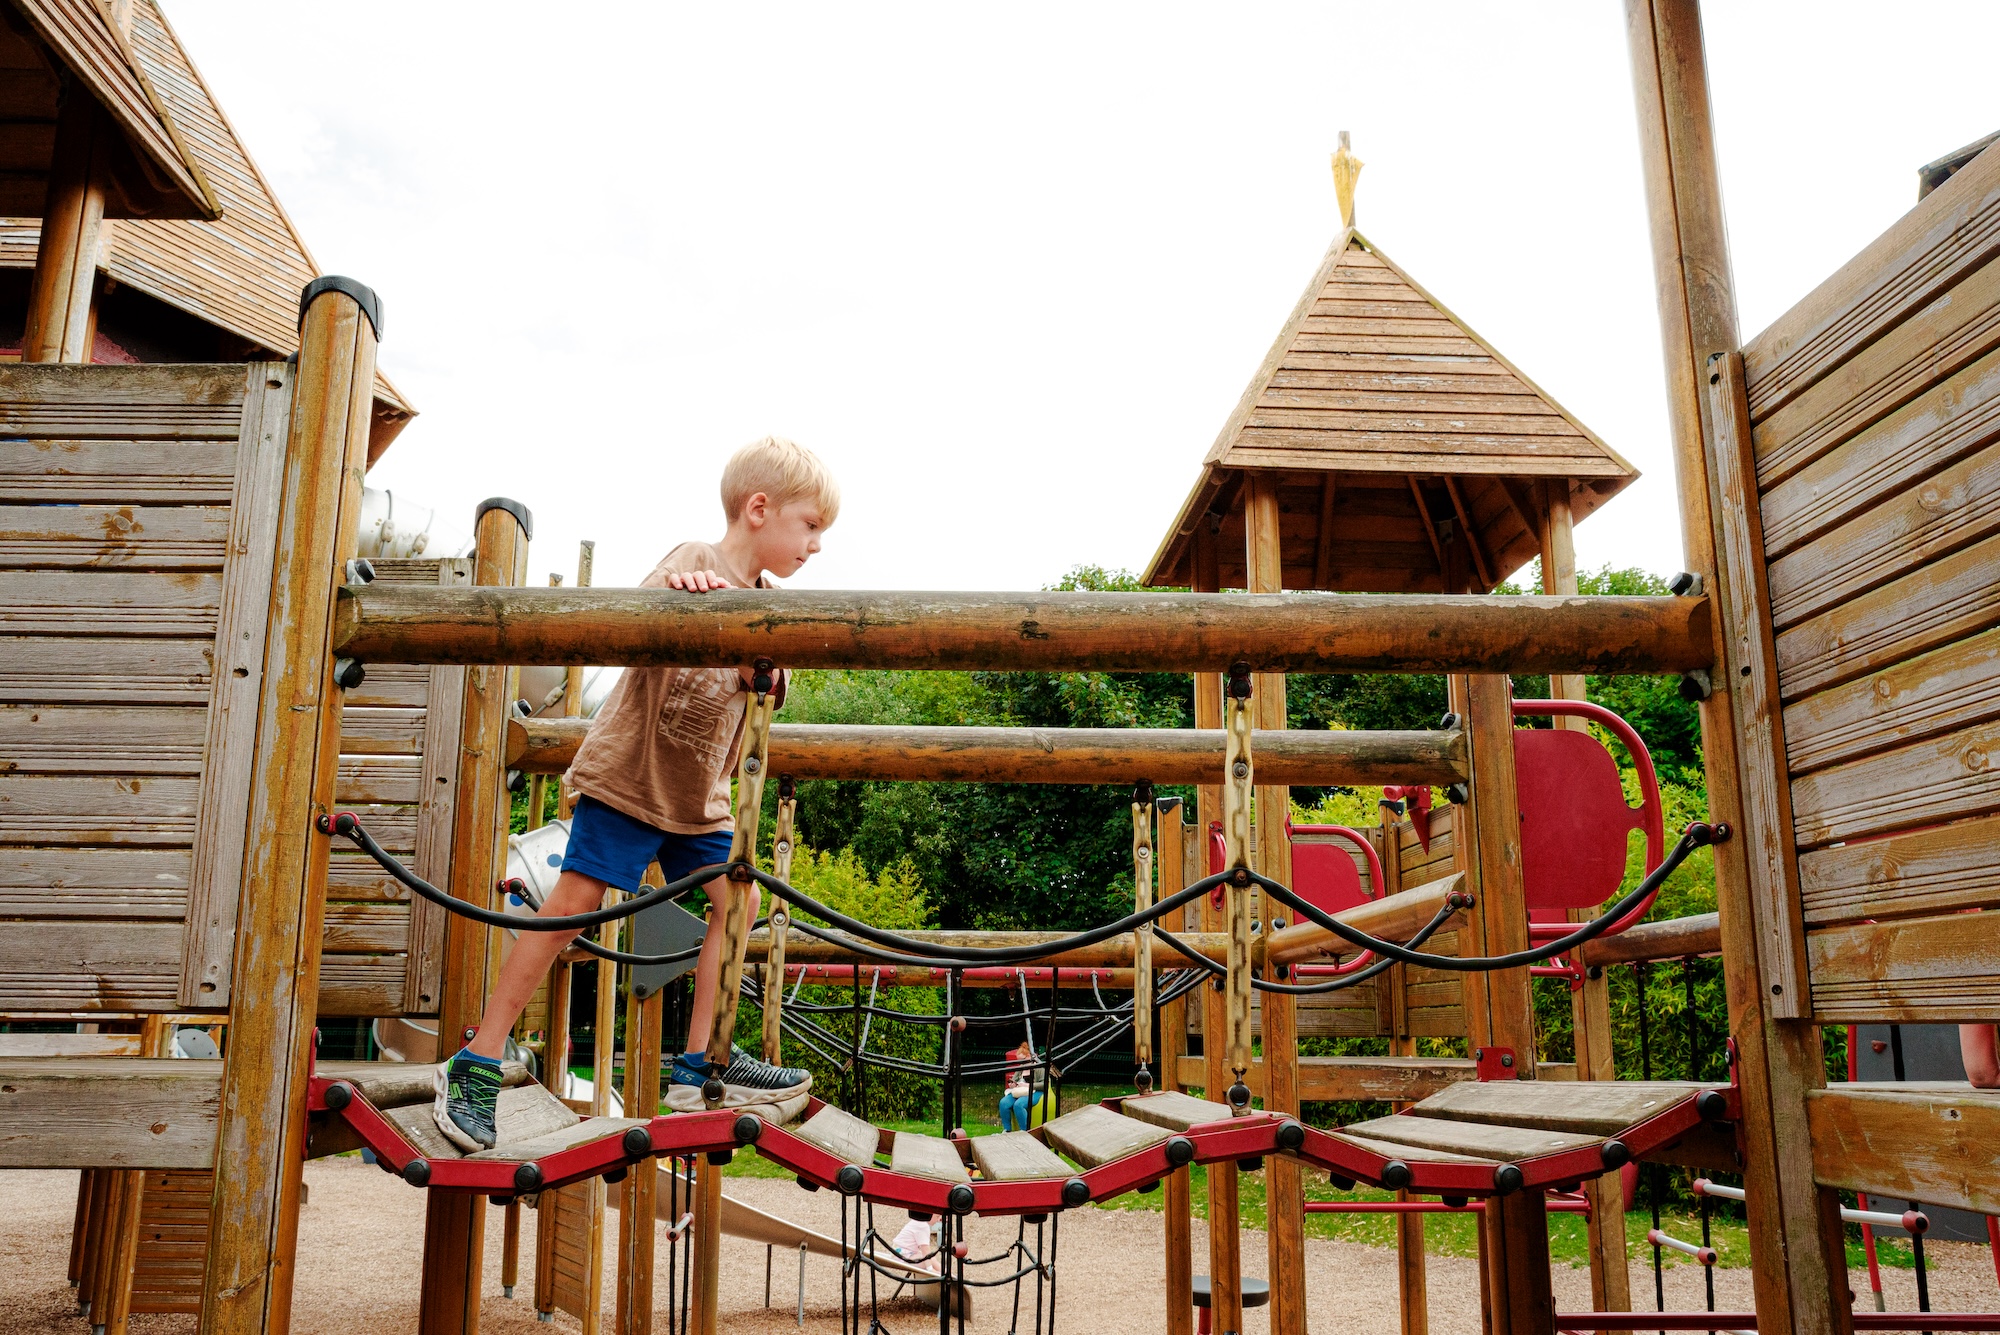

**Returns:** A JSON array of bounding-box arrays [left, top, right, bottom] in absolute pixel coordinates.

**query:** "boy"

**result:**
[[435, 435, 836, 1151]]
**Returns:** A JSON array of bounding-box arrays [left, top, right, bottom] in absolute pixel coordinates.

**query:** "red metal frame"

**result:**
[[1554, 1317, 2000, 1332]]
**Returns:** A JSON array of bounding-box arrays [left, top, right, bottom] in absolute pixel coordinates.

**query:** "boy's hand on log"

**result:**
[[666, 569, 733, 593]]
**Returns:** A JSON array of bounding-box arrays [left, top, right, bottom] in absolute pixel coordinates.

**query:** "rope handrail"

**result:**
[[319, 809, 1713, 975]]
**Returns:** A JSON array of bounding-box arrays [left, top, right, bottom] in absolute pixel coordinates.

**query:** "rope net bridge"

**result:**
[[306, 656, 1734, 1334]]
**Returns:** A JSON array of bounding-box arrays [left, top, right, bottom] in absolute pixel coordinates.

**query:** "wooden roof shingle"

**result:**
[[1, 0, 414, 461], [1145, 227, 1637, 593]]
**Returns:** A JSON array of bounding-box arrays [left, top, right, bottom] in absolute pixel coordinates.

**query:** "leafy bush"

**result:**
[[733, 846, 944, 1123]]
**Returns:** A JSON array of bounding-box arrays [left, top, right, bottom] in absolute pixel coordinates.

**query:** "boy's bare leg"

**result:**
[[683, 880, 759, 1057], [465, 868, 611, 1060], [1961, 1023, 2000, 1088]]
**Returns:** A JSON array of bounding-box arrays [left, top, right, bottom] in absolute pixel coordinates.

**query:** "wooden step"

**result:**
[[0, 1057, 220, 1170], [1340, 1115, 1601, 1163], [969, 1130, 1070, 1182], [1330, 1130, 1497, 1166], [890, 1132, 970, 1184], [1410, 1079, 1716, 1138], [793, 1103, 882, 1167], [318, 1059, 532, 1110], [1040, 1105, 1170, 1170], [1118, 1090, 1231, 1133], [383, 1083, 580, 1160], [468, 1116, 649, 1162]]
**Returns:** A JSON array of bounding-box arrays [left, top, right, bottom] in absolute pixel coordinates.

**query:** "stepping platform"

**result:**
[[1118, 1091, 1232, 1133], [793, 1102, 884, 1167], [1294, 1078, 1735, 1199], [1040, 1104, 1172, 1169], [890, 1132, 970, 1184], [309, 1063, 743, 1195], [970, 1131, 1070, 1182]]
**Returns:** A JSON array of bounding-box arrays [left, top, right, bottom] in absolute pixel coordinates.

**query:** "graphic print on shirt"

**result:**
[[656, 670, 738, 766]]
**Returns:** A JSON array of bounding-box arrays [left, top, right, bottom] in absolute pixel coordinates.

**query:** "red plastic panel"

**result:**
[[1288, 834, 1369, 915], [1514, 727, 1646, 913]]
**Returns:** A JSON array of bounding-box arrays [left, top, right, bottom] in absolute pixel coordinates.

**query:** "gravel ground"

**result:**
[[4, 1161, 1996, 1332]]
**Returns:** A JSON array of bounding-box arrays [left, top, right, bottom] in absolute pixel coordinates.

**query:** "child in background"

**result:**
[[433, 436, 836, 1151], [998, 1041, 1041, 1132]]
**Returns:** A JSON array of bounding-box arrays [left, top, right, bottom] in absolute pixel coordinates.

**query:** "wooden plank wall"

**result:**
[[1740, 141, 2000, 1022], [319, 556, 469, 1017], [0, 364, 281, 1014]]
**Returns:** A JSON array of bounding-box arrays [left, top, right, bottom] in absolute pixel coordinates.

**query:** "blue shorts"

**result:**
[[561, 796, 734, 893]]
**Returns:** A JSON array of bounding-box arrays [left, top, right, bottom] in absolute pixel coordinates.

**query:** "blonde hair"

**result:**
[[721, 436, 840, 527]]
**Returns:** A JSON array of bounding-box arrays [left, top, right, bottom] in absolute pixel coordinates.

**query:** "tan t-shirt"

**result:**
[[564, 542, 776, 834]]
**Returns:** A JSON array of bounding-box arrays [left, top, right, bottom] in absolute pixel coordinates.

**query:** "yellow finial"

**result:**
[[1331, 130, 1363, 229]]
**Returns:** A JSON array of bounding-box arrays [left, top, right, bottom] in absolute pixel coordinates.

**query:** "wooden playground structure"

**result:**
[[5, 1, 2000, 1333]]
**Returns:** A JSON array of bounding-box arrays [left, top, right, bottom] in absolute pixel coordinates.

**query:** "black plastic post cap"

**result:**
[[402, 1158, 432, 1187], [1061, 1177, 1091, 1208], [1380, 1160, 1413, 1190], [1236, 1157, 1264, 1173], [1165, 1136, 1195, 1168], [298, 275, 383, 340], [1274, 1120, 1305, 1152], [795, 1175, 820, 1193], [622, 1128, 653, 1158], [513, 1162, 543, 1193], [1599, 1140, 1631, 1170], [733, 1114, 764, 1145], [1327, 1173, 1356, 1191], [1695, 1089, 1729, 1121], [1491, 1164, 1524, 1195], [322, 1081, 352, 1111], [602, 1167, 627, 1186], [835, 1165, 866, 1195], [947, 1184, 976, 1214], [701, 1077, 725, 1106], [1442, 1195, 1467, 1209], [1226, 1081, 1252, 1109], [475, 497, 534, 541], [705, 1149, 733, 1166]]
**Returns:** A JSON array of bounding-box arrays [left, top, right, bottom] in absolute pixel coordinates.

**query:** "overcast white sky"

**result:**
[[167, 3, 1999, 592]]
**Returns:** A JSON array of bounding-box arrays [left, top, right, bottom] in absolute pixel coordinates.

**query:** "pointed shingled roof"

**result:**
[[0, 0, 414, 461], [1144, 227, 1637, 593]]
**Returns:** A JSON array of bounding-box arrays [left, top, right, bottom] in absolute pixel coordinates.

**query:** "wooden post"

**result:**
[[419, 497, 531, 1335], [1379, 805, 1428, 1335], [200, 282, 376, 1335], [690, 1157, 724, 1335], [702, 682, 776, 1068], [22, 84, 108, 364], [534, 939, 573, 1317], [1539, 485, 1632, 1324], [560, 541, 593, 819], [1482, 1192, 1556, 1335], [1191, 525, 1243, 1335], [617, 985, 664, 1334], [1245, 475, 1305, 1335], [1158, 802, 1195, 1335], [1626, 4, 1850, 1331]]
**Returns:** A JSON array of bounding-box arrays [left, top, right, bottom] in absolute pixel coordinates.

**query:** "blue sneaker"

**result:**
[[670, 1046, 809, 1096], [433, 1048, 504, 1151]]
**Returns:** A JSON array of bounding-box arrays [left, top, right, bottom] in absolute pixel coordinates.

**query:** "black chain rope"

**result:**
[[319, 811, 1717, 975]]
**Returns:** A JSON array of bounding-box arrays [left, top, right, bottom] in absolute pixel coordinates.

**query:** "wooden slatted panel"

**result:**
[[317, 558, 463, 1018], [1741, 153, 2000, 1019], [0, 365, 293, 1015], [1806, 910, 2000, 1022], [1743, 140, 2000, 424], [130, 1169, 212, 1315], [544, 1180, 596, 1318], [1799, 813, 2000, 928]]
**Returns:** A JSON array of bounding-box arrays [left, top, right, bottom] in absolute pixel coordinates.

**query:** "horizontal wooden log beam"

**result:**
[[1263, 872, 1467, 967], [334, 587, 1713, 675], [1575, 912, 1721, 968], [1806, 1085, 2000, 1215], [742, 928, 1231, 970], [506, 717, 1468, 785], [0, 1058, 219, 1168]]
